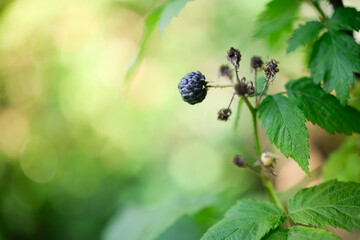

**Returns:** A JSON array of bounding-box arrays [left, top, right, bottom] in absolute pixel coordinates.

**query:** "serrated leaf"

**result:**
[[327, 7, 360, 31], [258, 94, 310, 175], [288, 226, 340, 240], [323, 138, 360, 182], [254, 0, 302, 46], [288, 180, 360, 231], [256, 76, 268, 95], [286, 77, 360, 135], [124, 7, 163, 85], [309, 31, 360, 105], [287, 21, 323, 53], [262, 227, 288, 240], [158, 0, 194, 36], [201, 199, 285, 240]]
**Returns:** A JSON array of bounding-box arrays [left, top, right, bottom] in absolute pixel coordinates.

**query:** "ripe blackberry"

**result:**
[[178, 71, 207, 105]]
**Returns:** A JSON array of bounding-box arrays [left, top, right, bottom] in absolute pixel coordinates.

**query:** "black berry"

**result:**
[[178, 71, 207, 105]]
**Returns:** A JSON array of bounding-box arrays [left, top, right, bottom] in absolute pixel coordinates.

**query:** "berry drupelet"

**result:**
[[178, 71, 207, 105]]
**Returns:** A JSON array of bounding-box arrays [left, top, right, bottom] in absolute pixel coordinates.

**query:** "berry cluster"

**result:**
[[177, 47, 280, 173], [177, 47, 279, 121]]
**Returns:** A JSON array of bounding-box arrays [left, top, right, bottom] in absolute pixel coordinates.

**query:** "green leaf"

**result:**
[[156, 206, 224, 240], [323, 138, 360, 182], [124, 7, 163, 85], [287, 21, 323, 53], [103, 194, 219, 240], [309, 31, 360, 105], [254, 0, 302, 45], [201, 199, 285, 240], [156, 215, 206, 240], [286, 77, 360, 135], [288, 226, 340, 240], [158, 0, 194, 36], [258, 94, 310, 175], [256, 76, 268, 95], [262, 227, 288, 240], [288, 180, 360, 231], [327, 7, 360, 32]]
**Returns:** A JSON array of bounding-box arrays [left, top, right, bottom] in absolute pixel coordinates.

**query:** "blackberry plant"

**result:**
[[129, 0, 360, 239]]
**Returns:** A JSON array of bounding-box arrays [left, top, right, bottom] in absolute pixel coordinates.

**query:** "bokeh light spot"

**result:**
[[20, 137, 58, 183], [0, 108, 29, 158]]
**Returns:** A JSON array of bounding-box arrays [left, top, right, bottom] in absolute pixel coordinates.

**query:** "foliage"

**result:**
[[1, 0, 360, 239], [200, 199, 285, 240], [124, 0, 195, 85], [159, 0, 360, 239], [309, 31, 360, 105], [254, 0, 303, 45], [322, 138, 360, 182], [287, 226, 340, 240], [258, 94, 310, 174], [124, 6, 163, 85], [289, 180, 360, 231], [286, 77, 360, 135], [287, 21, 323, 53], [200, 181, 360, 239]]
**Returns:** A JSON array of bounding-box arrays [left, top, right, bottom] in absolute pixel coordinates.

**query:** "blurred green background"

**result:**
[[0, 0, 359, 239]]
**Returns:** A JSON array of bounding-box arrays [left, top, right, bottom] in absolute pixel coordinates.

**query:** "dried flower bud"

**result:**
[[227, 47, 241, 68], [219, 65, 233, 81], [233, 155, 247, 168], [264, 59, 279, 82], [250, 56, 263, 70], [234, 79, 255, 96], [234, 81, 248, 96], [264, 165, 276, 176], [218, 108, 232, 121], [261, 152, 277, 166]]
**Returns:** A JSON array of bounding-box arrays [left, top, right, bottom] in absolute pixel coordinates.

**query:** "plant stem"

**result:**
[[235, 66, 240, 83], [227, 93, 236, 108], [261, 173, 286, 213], [307, 0, 327, 22], [242, 96, 286, 215], [208, 84, 235, 88], [256, 83, 268, 107], [241, 96, 260, 156], [254, 70, 258, 103]]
